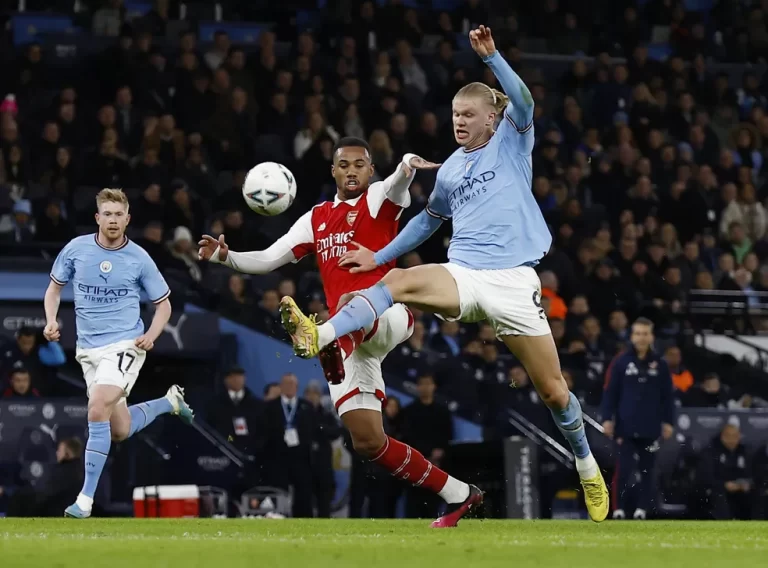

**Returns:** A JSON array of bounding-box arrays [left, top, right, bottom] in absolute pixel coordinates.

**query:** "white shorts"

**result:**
[[330, 303, 414, 417], [75, 339, 147, 401], [439, 263, 551, 338]]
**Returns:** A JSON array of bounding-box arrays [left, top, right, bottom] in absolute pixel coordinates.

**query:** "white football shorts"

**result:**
[[438, 263, 551, 338], [76, 339, 146, 402], [330, 302, 414, 417]]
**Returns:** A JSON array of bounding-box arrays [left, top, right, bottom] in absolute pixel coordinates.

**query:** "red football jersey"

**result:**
[[275, 168, 413, 314]]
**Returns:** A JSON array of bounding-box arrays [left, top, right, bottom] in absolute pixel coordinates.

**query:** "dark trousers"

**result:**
[[349, 460, 401, 518], [710, 490, 752, 520], [6, 487, 38, 517], [267, 460, 314, 518], [614, 437, 657, 513], [313, 475, 334, 518]]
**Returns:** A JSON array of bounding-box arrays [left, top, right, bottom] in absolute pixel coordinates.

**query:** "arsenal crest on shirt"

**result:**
[[346, 211, 358, 226]]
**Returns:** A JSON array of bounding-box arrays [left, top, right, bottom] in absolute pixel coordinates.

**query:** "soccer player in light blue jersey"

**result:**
[[43, 188, 194, 519], [280, 26, 609, 522]]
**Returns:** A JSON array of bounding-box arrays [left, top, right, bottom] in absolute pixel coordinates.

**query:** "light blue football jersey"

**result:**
[[425, 111, 552, 270], [50, 234, 170, 349]]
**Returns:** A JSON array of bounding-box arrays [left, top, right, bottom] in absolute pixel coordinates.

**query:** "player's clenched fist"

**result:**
[[134, 334, 154, 351], [198, 234, 229, 262], [338, 241, 377, 274], [43, 321, 60, 342], [469, 25, 496, 58]]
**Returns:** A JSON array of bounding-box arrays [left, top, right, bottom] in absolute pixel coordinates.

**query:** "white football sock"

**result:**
[[317, 322, 336, 349], [575, 452, 599, 479], [438, 476, 470, 504], [75, 493, 94, 512]]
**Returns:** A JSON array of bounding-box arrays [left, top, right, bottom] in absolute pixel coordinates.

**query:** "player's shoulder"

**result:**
[[307, 201, 333, 223], [69, 234, 96, 247], [612, 349, 631, 366], [61, 234, 96, 254], [125, 238, 155, 261], [445, 147, 466, 163]]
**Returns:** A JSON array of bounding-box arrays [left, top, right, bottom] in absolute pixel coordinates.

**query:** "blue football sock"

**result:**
[[82, 420, 111, 500], [326, 282, 394, 339], [550, 392, 591, 459], [128, 397, 174, 437]]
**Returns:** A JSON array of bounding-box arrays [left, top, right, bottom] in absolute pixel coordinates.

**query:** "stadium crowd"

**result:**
[[2, 0, 768, 519]]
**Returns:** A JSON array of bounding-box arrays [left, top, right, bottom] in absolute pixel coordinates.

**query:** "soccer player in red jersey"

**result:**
[[198, 138, 482, 526]]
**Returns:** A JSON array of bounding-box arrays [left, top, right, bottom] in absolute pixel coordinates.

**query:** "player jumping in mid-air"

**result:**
[[280, 27, 610, 522], [44, 189, 194, 519], [199, 138, 483, 527]]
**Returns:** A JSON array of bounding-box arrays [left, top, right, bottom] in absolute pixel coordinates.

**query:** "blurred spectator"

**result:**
[[2, 368, 40, 398], [6, 438, 83, 517], [253, 289, 284, 339], [0, 327, 66, 393], [663, 345, 694, 396], [92, 0, 124, 37], [219, 274, 255, 327], [540, 271, 567, 319], [401, 373, 453, 519], [35, 200, 74, 243], [204, 31, 231, 72], [167, 226, 203, 284], [683, 372, 729, 408], [304, 380, 342, 518], [698, 423, 753, 520], [263, 382, 281, 401], [207, 367, 264, 455], [261, 373, 317, 517], [430, 320, 462, 359], [0, 200, 35, 243]]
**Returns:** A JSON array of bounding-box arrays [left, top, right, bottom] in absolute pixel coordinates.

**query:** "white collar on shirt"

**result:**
[[332, 194, 363, 208], [228, 389, 244, 402], [281, 395, 297, 407]]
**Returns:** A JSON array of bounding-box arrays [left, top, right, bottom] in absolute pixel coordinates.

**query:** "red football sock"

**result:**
[[337, 329, 366, 360], [371, 436, 449, 494]]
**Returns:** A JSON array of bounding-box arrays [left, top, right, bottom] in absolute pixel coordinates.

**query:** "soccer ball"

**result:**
[[242, 162, 297, 216]]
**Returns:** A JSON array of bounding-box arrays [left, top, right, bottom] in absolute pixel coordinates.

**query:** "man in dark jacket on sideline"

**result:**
[[601, 317, 675, 520]]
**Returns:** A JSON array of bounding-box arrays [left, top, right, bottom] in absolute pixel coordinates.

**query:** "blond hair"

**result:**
[[96, 188, 129, 211], [454, 82, 510, 115]]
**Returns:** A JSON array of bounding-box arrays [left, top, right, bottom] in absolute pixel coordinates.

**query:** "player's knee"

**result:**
[[381, 269, 412, 300], [87, 400, 112, 422], [337, 292, 357, 310], [111, 425, 129, 442], [537, 377, 570, 410], [351, 429, 387, 459]]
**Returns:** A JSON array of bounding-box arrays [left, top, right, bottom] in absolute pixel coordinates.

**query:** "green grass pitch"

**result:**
[[2, 518, 767, 568]]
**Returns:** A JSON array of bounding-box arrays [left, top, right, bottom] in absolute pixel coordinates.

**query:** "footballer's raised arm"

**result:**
[[206, 210, 316, 274], [369, 154, 442, 212], [471, 26, 533, 133]]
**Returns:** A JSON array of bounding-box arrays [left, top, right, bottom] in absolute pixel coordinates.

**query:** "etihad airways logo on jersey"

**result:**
[[316, 230, 354, 263], [77, 283, 130, 304], [448, 170, 495, 208]]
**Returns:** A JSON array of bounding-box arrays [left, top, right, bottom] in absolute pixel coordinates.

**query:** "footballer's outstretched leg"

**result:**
[[280, 296, 321, 358], [502, 333, 609, 522], [332, 305, 482, 527], [344, 408, 483, 528]]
